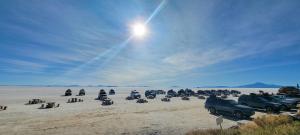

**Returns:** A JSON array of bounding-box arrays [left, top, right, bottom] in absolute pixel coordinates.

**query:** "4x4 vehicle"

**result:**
[[65, 89, 72, 96], [102, 98, 114, 106], [167, 89, 177, 97], [177, 89, 186, 97], [156, 90, 166, 94], [197, 90, 205, 95], [136, 98, 148, 103], [278, 86, 300, 95], [109, 89, 115, 95], [205, 95, 255, 119], [238, 94, 282, 113], [263, 95, 299, 110], [145, 90, 156, 98], [98, 89, 107, 101], [130, 90, 141, 99], [77, 89, 85, 96], [184, 88, 195, 96], [274, 95, 300, 103]]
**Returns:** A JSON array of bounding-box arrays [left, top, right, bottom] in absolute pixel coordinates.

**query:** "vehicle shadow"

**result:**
[[253, 108, 297, 114], [209, 112, 253, 121]]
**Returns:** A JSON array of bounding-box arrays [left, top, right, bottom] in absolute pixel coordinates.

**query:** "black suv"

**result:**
[[145, 90, 156, 99], [97, 89, 107, 101], [167, 89, 177, 97], [238, 94, 282, 112], [262, 95, 299, 111], [205, 95, 255, 119]]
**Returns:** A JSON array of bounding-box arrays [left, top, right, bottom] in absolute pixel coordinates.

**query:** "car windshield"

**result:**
[[257, 97, 269, 102], [273, 96, 285, 101], [225, 100, 238, 105], [261, 96, 280, 102]]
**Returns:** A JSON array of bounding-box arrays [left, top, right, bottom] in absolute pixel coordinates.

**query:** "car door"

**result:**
[[215, 100, 231, 114], [248, 96, 261, 108], [212, 98, 222, 111], [221, 101, 234, 114], [252, 97, 266, 108]]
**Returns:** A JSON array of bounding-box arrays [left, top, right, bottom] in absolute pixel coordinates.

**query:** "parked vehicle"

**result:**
[[230, 90, 241, 95], [97, 89, 107, 101], [156, 90, 166, 94], [197, 90, 205, 95], [109, 89, 115, 95], [136, 98, 148, 103], [198, 95, 206, 99], [274, 95, 300, 103], [77, 89, 85, 96], [146, 95, 155, 99], [184, 88, 195, 96], [278, 86, 300, 95], [0, 105, 7, 111], [126, 96, 134, 100], [67, 98, 83, 103], [39, 102, 60, 109], [167, 89, 177, 97], [238, 94, 282, 113], [161, 97, 170, 102], [203, 90, 213, 96], [27, 99, 45, 105], [102, 98, 114, 105], [145, 90, 156, 99], [205, 95, 255, 119], [165, 95, 172, 98], [65, 89, 72, 96], [177, 89, 185, 97], [263, 95, 299, 110], [181, 96, 190, 100], [130, 90, 141, 99]]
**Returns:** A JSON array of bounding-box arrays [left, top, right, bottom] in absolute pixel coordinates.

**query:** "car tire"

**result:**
[[265, 106, 273, 113], [209, 107, 217, 114], [234, 111, 243, 120]]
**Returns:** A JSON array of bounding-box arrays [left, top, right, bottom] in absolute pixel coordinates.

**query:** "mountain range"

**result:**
[[196, 82, 282, 88], [0, 82, 283, 88]]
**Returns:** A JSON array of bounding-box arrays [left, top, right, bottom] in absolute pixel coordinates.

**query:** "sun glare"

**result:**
[[131, 22, 147, 38]]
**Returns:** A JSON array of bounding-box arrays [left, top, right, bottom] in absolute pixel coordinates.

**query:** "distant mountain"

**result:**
[[194, 82, 282, 88], [236, 82, 281, 88]]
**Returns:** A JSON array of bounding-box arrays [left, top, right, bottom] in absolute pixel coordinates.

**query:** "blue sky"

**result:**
[[0, 0, 300, 86]]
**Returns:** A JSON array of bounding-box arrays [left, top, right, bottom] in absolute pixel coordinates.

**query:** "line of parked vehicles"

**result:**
[[123, 88, 241, 103], [204, 86, 300, 120], [126, 90, 167, 103]]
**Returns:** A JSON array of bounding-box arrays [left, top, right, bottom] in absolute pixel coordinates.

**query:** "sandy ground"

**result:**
[[0, 87, 277, 135]]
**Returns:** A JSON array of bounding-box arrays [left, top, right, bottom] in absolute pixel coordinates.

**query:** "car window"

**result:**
[[228, 100, 238, 105], [223, 100, 237, 105], [257, 97, 268, 102], [262, 97, 280, 102], [272, 96, 283, 101]]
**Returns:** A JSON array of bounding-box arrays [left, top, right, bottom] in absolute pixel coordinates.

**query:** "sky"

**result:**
[[0, 0, 300, 87]]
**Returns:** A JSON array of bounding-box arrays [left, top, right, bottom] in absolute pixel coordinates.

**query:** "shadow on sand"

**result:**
[[209, 112, 253, 121]]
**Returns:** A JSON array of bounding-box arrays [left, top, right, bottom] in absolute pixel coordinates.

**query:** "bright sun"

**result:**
[[131, 22, 147, 38]]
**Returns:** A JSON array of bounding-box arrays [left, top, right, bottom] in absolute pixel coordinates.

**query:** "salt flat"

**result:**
[[0, 87, 277, 135]]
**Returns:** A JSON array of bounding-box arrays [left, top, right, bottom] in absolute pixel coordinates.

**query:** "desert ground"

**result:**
[[0, 87, 277, 135]]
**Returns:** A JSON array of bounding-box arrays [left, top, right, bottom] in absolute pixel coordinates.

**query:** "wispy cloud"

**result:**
[[0, 0, 300, 85], [0, 58, 47, 74]]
